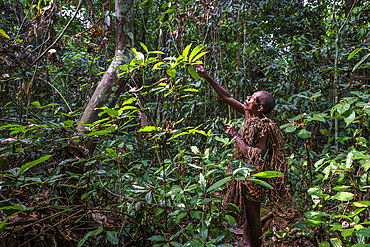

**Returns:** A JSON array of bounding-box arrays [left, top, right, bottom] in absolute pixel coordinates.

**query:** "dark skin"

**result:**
[[196, 65, 267, 247]]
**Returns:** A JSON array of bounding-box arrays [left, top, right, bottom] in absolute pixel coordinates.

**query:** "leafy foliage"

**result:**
[[1, 0, 370, 246]]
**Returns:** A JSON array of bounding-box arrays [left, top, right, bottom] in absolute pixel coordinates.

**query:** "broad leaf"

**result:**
[[18, 155, 53, 176], [188, 66, 199, 81], [206, 177, 232, 193], [252, 171, 283, 178], [330, 192, 354, 201]]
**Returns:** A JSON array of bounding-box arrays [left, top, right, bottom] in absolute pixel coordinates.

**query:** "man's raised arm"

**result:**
[[196, 66, 245, 114]]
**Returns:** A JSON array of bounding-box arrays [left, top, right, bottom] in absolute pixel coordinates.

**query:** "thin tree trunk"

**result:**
[[333, 1, 339, 152], [78, 0, 134, 154]]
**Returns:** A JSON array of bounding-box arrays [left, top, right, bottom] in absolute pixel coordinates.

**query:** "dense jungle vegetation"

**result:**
[[0, 0, 370, 246]]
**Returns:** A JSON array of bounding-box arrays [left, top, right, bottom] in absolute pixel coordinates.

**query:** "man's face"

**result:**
[[244, 91, 263, 115]]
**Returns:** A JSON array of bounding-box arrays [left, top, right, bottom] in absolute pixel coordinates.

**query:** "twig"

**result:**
[[19, 209, 84, 247], [0, 91, 43, 122], [38, 77, 72, 113], [14, 0, 36, 41], [30, 0, 83, 67], [339, 0, 357, 33], [97, 175, 179, 209], [0, 119, 18, 123], [9, 205, 85, 231]]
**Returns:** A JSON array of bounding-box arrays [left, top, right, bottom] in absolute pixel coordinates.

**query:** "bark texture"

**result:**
[[78, 0, 134, 153]]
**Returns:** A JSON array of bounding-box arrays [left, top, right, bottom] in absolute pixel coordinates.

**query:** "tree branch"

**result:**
[[30, 0, 83, 67]]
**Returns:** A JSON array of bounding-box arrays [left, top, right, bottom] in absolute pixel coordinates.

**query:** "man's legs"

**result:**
[[238, 200, 262, 247], [245, 200, 262, 247]]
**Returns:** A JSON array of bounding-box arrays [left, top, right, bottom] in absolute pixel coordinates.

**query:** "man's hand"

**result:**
[[225, 124, 239, 138], [196, 65, 208, 79]]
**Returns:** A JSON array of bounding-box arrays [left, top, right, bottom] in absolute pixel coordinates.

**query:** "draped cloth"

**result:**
[[223, 117, 290, 226]]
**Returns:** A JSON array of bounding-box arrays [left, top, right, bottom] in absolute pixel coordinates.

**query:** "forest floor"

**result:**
[[229, 207, 313, 247]]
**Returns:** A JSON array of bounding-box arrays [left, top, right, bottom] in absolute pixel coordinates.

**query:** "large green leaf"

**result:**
[[245, 178, 273, 189], [18, 155, 53, 176], [78, 226, 103, 247], [188, 66, 199, 81], [166, 68, 176, 79], [297, 129, 311, 139], [351, 201, 370, 208], [356, 228, 370, 237], [353, 53, 370, 71], [148, 235, 167, 241], [319, 242, 330, 247], [189, 45, 204, 62], [330, 192, 354, 201], [252, 171, 284, 178], [182, 44, 192, 59], [348, 48, 363, 60], [206, 177, 232, 193]]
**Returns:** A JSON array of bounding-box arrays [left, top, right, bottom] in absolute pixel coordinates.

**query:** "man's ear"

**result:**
[[258, 105, 264, 112]]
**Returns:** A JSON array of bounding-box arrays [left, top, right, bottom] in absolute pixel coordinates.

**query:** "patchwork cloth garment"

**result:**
[[223, 117, 290, 226]]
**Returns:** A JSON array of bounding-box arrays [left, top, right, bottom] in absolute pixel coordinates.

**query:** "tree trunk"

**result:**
[[78, 0, 134, 154]]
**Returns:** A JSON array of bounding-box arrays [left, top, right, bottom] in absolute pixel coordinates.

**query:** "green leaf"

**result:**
[[191, 146, 200, 154], [337, 103, 350, 114], [188, 66, 199, 81], [206, 177, 232, 193], [319, 242, 330, 247], [148, 235, 167, 241], [348, 208, 365, 217], [0, 215, 12, 230], [106, 231, 119, 245], [362, 160, 370, 171], [190, 210, 202, 219], [330, 192, 354, 201], [32, 101, 41, 108], [170, 242, 182, 247], [297, 129, 311, 139], [183, 88, 199, 92], [199, 173, 206, 192], [78, 226, 103, 247], [330, 238, 342, 247], [344, 110, 356, 126], [189, 45, 204, 62], [166, 68, 176, 79], [353, 53, 370, 72], [333, 185, 351, 192], [252, 171, 284, 178], [225, 215, 236, 226], [0, 29, 10, 39], [137, 126, 159, 132], [352, 244, 370, 247], [87, 127, 115, 136], [182, 44, 192, 59], [100, 107, 118, 117], [149, 51, 165, 55], [245, 178, 273, 189], [341, 228, 354, 238], [191, 51, 207, 63], [140, 42, 149, 53], [348, 48, 363, 60], [200, 220, 209, 242], [18, 155, 53, 176], [356, 228, 370, 237]]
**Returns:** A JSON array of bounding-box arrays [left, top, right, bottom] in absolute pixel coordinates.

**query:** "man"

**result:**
[[196, 66, 288, 247]]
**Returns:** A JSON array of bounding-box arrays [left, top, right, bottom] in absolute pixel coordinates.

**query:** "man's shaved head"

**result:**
[[258, 91, 275, 114]]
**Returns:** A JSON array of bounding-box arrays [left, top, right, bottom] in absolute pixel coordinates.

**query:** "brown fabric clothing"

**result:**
[[223, 117, 289, 226]]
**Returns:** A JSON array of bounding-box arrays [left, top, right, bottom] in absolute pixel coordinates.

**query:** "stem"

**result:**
[[333, 1, 339, 152]]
